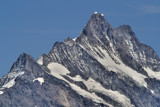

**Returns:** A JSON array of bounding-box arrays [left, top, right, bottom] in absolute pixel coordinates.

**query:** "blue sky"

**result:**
[[0, 0, 160, 77]]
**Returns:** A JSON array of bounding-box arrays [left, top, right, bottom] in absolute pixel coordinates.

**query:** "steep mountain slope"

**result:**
[[0, 12, 160, 107], [0, 53, 103, 107]]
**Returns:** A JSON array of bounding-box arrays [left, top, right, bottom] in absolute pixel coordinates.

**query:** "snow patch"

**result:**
[[2, 79, 15, 88], [69, 75, 134, 107], [0, 91, 4, 95], [79, 41, 148, 88], [94, 12, 98, 14], [2, 72, 24, 88], [85, 78, 134, 107], [7, 71, 24, 79], [73, 37, 77, 41], [47, 62, 112, 106], [70, 75, 82, 81], [143, 67, 160, 80], [69, 83, 112, 106], [33, 77, 44, 85], [101, 14, 104, 16], [99, 47, 147, 87], [151, 90, 154, 94], [37, 56, 43, 65], [48, 62, 70, 80]]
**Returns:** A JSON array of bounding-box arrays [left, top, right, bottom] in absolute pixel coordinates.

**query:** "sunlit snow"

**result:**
[[151, 90, 154, 94], [94, 12, 98, 14], [0, 91, 3, 95], [73, 37, 77, 41], [69, 75, 134, 107], [37, 56, 43, 65], [47, 62, 112, 107], [143, 67, 160, 80], [77, 38, 148, 88], [2, 72, 24, 88], [33, 77, 44, 85]]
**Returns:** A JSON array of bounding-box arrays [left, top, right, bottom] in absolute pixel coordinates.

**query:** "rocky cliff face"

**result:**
[[0, 12, 160, 107]]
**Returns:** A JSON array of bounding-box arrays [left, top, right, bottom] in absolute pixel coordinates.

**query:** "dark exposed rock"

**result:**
[[0, 12, 160, 107]]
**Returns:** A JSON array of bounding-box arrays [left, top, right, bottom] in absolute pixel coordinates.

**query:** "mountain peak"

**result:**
[[1, 12, 160, 107], [64, 37, 73, 42], [18, 53, 32, 59], [89, 12, 107, 24], [9, 53, 35, 72], [64, 37, 75, 46], [80, 12, 111, 38], [116, 25, 137, 39], [17, 53, 34, 64], [93, 11, 104, 17], [118, 25, 132, 31]]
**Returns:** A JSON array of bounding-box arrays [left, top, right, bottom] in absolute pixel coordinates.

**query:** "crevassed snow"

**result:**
[[69, 75, 134, 107], [79, 41, 147, 88], [33, 77, 44, 85], [143, 67, 160, 80], [47, 62, 112, 107], [37, 56, 43, 65], [2, 72, 24, 88], [0, 91, 4, 95]]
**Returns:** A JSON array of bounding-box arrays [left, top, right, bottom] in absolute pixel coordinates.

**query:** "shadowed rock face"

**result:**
[[0, 12, 160, 107], [112, 25, 160, 71], [0, 53, 104, 107]]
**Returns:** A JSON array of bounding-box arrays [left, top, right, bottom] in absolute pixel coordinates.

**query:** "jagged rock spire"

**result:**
[[81, 12, 112, 37], [9, 53, 34, 72]]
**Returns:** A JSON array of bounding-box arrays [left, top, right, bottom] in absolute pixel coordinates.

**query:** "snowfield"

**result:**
[[47, 62, 134, 107]]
